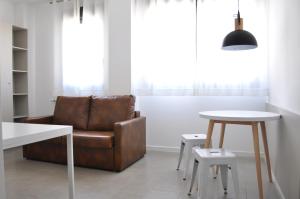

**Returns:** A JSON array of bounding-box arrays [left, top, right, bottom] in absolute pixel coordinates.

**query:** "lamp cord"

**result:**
[[237, 0, 241, 25]]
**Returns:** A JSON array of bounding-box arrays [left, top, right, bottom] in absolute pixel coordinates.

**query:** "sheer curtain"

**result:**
[[132, 0, 197, 95], [132, 0, 268, 96], [62, 0, 105, 96]]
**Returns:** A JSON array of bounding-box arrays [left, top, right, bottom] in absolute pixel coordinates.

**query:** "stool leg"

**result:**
[[216, 123, 226, 177], [183, 142, 192, 180], [231, 161, 240, 199], [198, 162, 209, 199], [188, 159, 199, 196], [220, 165, 228, 195], [177, 141, 185, 170]]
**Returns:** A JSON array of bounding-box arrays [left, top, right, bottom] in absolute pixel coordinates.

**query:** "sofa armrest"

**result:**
[[22, 115, 54, 124], [114, 116, 146, 171]]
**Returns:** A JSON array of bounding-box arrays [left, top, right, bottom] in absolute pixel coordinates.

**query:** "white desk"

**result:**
[[199, 111, 280, 199], [0, 122, 75, 199]]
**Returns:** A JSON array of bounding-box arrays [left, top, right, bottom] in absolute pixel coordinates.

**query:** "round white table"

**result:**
[[199, 110, 280, 199]]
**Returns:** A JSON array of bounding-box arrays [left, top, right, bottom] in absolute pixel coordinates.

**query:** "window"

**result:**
[[132, 0, 268, 96], [62, 0, 105, 96]]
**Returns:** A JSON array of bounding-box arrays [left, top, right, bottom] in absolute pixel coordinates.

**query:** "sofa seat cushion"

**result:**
[[88, 95, 135, 131], [53, 96, 91, 130], [72, 130, 114, 149]]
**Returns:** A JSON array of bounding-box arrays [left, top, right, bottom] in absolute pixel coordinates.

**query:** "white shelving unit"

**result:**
[[12, 26, 28, 121]]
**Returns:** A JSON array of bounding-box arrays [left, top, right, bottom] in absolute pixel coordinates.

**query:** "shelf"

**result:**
[[13, 52, 27, 70], [13, 46, 28, 51], [13, 73, 28, 93], [13, 115, 28, 119], [13, 93, 28, 96], [12, 26, 29, 122], [13, 69, 27, 73]]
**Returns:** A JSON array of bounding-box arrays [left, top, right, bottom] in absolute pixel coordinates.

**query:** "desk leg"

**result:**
[[204, 120, 215, 148], [0, 147, 6, 199], [260, 121, 273, 183], [252, 122, 264, 199], [67, 134, 75, 199]]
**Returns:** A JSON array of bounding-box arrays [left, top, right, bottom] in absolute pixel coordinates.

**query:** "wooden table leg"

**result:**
[[219, 122, 226, 148], [252, 122, 264, 199], [260, 121, 273, 183], [204, 120, 215, 148]]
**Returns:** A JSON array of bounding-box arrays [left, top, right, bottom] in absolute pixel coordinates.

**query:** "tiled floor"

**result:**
[[4, 148, 280, 199]]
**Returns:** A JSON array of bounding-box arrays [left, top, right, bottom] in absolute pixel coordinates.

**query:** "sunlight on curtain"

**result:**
[[132, 0, 268, 96], [62, 0, 104, 96], [132, 0, 197, 95]]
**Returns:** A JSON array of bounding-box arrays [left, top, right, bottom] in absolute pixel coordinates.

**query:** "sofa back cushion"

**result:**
[[53, 96, 91, 130], [88, 95, 135, 131]]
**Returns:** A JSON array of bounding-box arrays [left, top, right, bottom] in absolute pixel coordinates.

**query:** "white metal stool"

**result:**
[[189, 148, 239, 199], [176, 134, 206, 180]]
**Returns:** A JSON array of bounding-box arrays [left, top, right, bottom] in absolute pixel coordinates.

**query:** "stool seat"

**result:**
[[182, 134, 207, 142], [193, 148, 236, 163]]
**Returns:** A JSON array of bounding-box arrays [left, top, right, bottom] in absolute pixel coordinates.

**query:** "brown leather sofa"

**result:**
[[22, 95, 146, 171]]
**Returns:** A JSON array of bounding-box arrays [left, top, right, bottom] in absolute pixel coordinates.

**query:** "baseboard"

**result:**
[[272, 171, 286, 199], [146, 145, 179, 153], [146, 145, 264, 157]]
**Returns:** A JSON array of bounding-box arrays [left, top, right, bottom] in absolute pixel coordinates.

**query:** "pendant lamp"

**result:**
[[222, 0, 257, 50]]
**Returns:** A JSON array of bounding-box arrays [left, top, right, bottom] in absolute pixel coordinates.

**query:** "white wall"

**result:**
[[267, 104, 300, 199], [0, 1, 14, 24], [268, 0, 300, 198], [268, 0, 300, 115], [0, 1, 32, 35], [105, 0, 131, 95], [33, 3, 57, 115]]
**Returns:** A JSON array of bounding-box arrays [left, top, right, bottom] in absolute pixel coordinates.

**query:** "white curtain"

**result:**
[[132, 0, 268, 96], [132, 0, 197, 95], [53, 0, 105, 96]]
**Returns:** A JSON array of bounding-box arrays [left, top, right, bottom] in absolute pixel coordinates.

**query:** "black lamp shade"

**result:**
[[222, 30, 258, 50]]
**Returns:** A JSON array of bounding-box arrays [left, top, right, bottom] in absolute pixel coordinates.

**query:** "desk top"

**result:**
[[199, 110, 280, 122], [1, 122, 72, 150]]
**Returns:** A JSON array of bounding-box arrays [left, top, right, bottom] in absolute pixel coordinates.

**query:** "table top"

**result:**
[[1, 122, 72, 150], [199, 110, 281, 122]]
